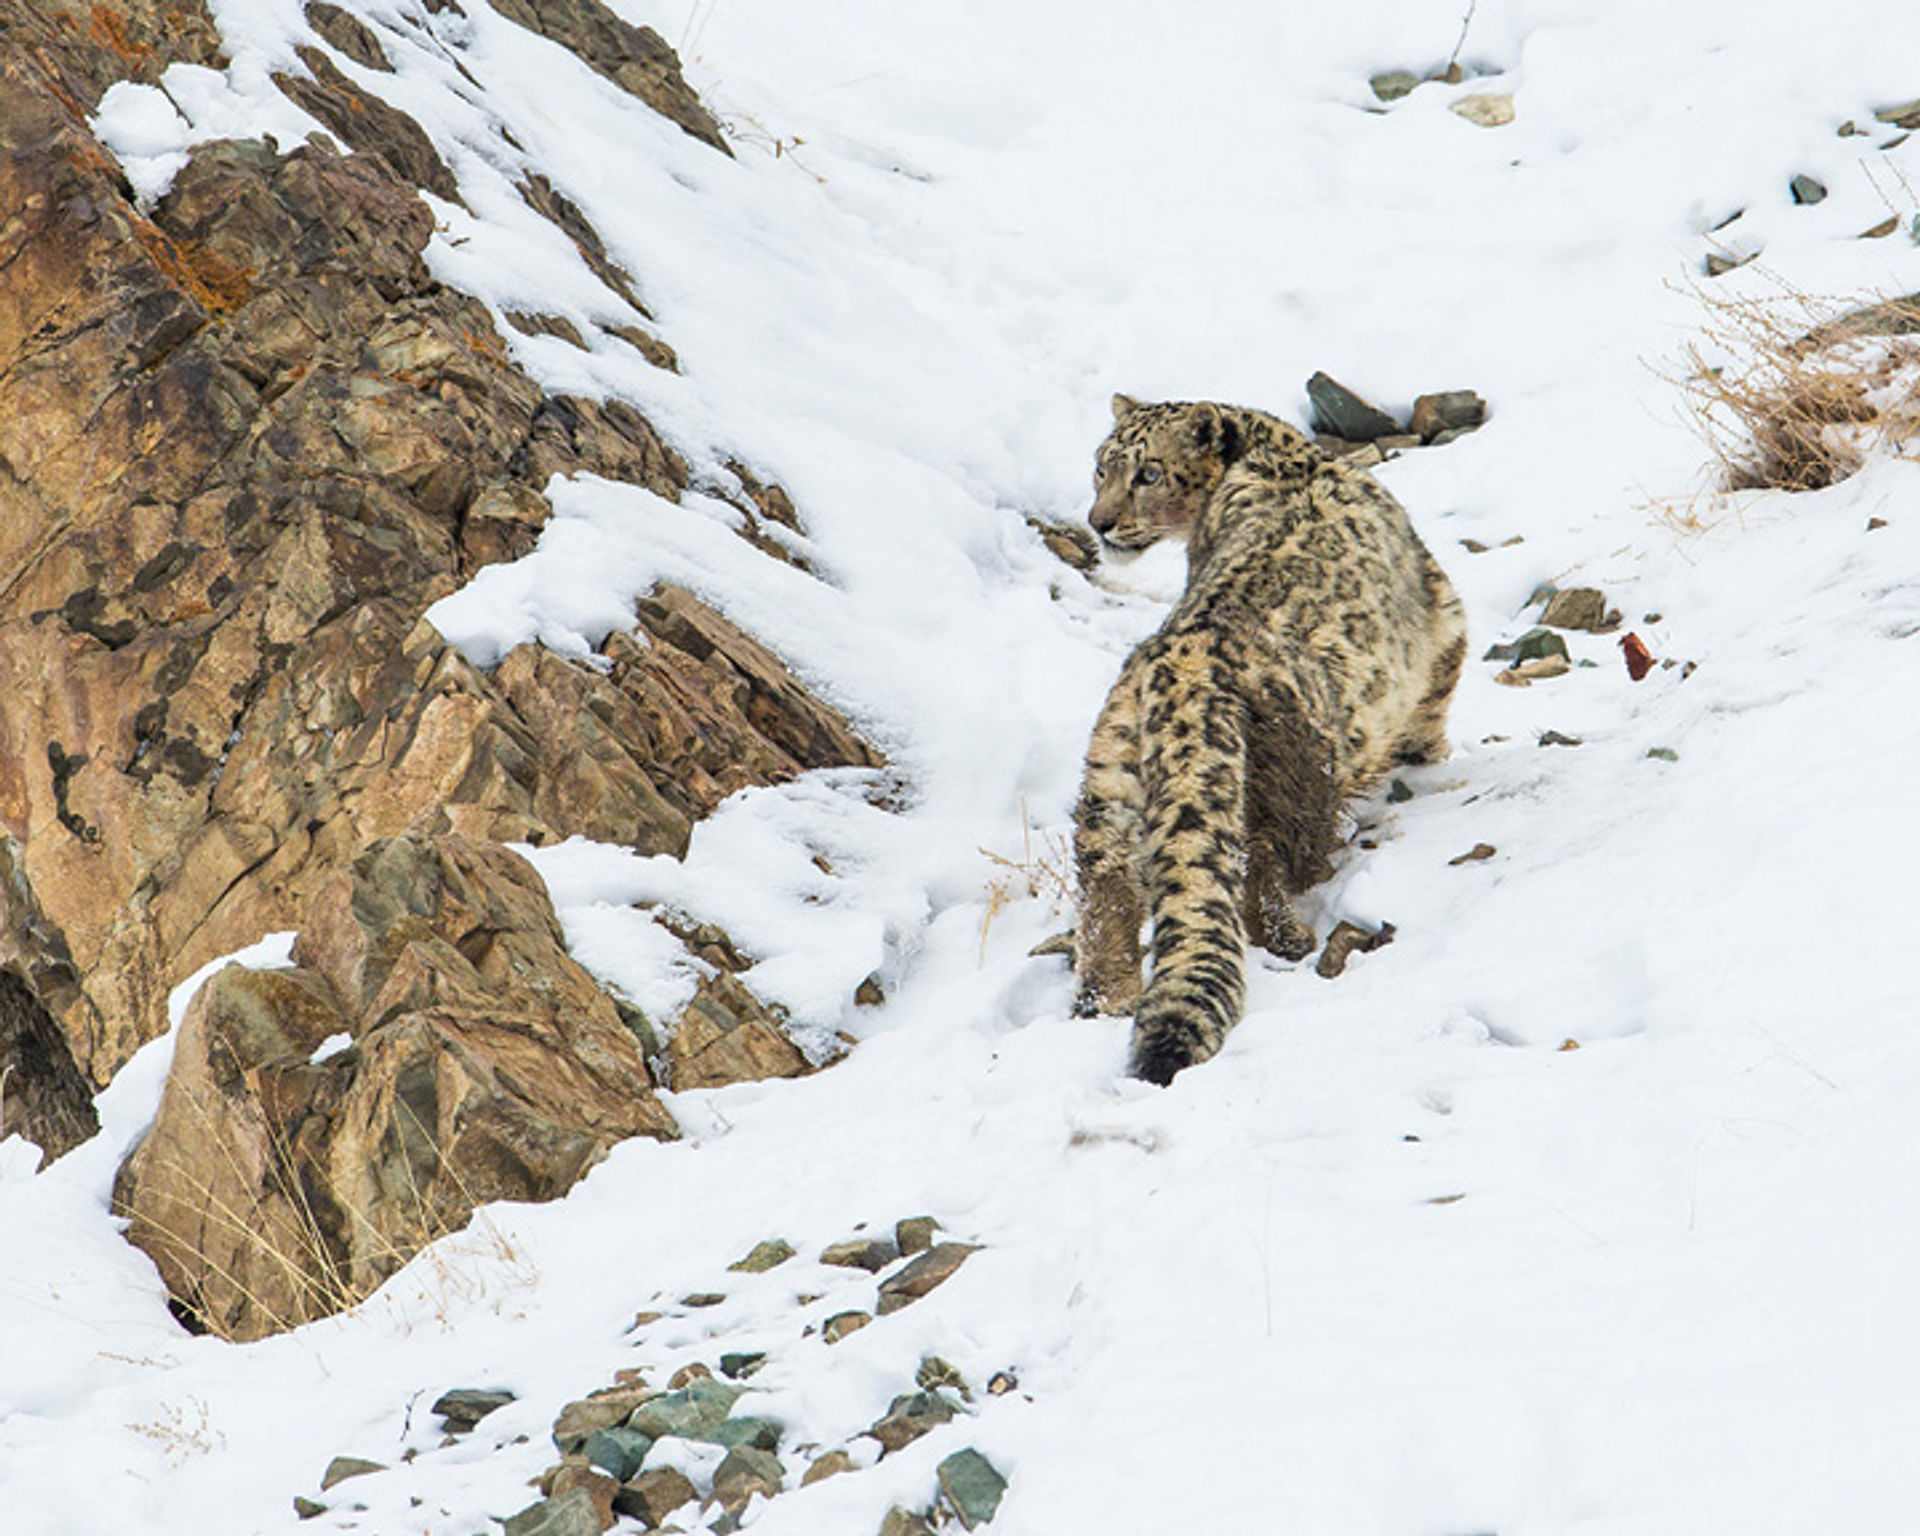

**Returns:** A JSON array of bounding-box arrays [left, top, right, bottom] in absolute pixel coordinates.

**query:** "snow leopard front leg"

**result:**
[[1073, 651, 1149, 1017]]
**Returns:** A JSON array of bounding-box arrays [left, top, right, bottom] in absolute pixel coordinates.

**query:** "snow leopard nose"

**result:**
[[1088, 494, 1122, 537]]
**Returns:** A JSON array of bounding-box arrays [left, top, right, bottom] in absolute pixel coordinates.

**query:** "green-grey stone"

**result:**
[[1646, 746, 1680, 762], [719, 1351, 768, 1380], [1386, 778, 1413, 804], [629, 1377, 745, 1440], [502, 1489, 602, 1536], [1306, 370, 1400, 442], [583, 1425, 653, 1481], [1482, 627, 1570, 666], [916, 1356, 968, 1396], [293, 1496, 327, 1520], [320, 1456, 385, 1490], [729, 1239, 796, 1273], [1370, 69, 1420, 102], [937, 1448, 1009, 1530], [1790, 173, 1827, 205], [869, 1391, 958, 1454], [702, 1415, 783, 1451], [431, 1387, 515, 1429]]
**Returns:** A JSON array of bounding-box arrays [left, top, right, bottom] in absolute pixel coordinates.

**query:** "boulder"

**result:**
[[1306, 372, 1400, 442]]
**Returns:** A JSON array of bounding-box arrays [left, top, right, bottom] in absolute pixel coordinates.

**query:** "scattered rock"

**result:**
[[320, 1456, 386, 1490], [275, 45, 460, 200], [1484, 628, 1570, 665], [503, 1488, 604, 1536], [553, 1385, 657, 1453], [628, 1378, 744, 1441], [895, 1216, 939, 1255], [504, 310, 590, 349], [1376, 433, 1423, 453], [879, 1509, 935, 1536], [1306, 371, 1400, 442], [1539, 587, 1611, 631], [824, 1310, 873, 1344], [1538, 730, 1582, 748], [1620, 632, 1655, 681], [546, 1458, 619, 1531], [1449, 843, 1498, 866], [803, 1450, 857, 1486], [711, 1445, 784, 1513], [305, 1, 392, 70], [294, 1495, 327, 1519], [433, 1388, 518, 1431], [868, 1391, 958, 1455], [877, 1243, 981, 1316], [1875, 97, 1920, 131], [987, 1371, 1019, 1396], [821, 1237, 899, 1273], [0, 971, 99, 1165], [1859, 215, 1900, 240], [605, 323, 680, 371], [916, 1356, 969, 1397], [1450, 93, 1515, 127], [1705, 250, 1756, 277], [1493, 654, 1571, 686], [1789, 173, 1828, 205], [665, 972, 810, 1091], [1316, 920, 1395, 979], [1646, 746, 1680, 762], [1409, 390, 1487, 441], [937, 1448, 1009, 1531], [729, 1239, 796, 1274], [584, 1426, 654, 1482], [1386, 778, 1414, 804], [1369, 70, 1421, 102], [719, 1352, 768, 1380], [1868, 516, 1890, 531], [612, 1468, 698, 1528], [704, 1416, 783, 1452]]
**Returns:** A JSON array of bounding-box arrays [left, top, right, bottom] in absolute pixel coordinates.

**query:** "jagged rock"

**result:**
[[1451, 92, 1515, 127], [803, 1450, 856, 1485], [1409, 390, 1487, 442], [293, 1495, 327, 1519], [505, 310, 591, 349], [518, 172, 654, 319], [821, 1237, 898, 1272], [711, 1446, 784, 1513], [1789, 173, 1827, 206], [896, 1216, 939, 1255], [0, 0, 223, 103], [1306, 371, 1399, 442], [554, 1385, 657, 1453], [546, 1459, 619, 1532], [434, 1388, 518, 1429], [628, 1377, 744, 1441], [1876, 98, 1920, 131], [916, 1357, 968, 1396], [503, 1489, 603, 1536], [306, 2, 392, 70], [488, 0, 731, 154], [0, 968, 98, 1164], [320, 1456, 386, 1490], [612, 1468, 698, 1528], [868, 1391, 958, 1454], [729, 1239, 796, 1273], [1369, 70, 1420, 103], [718, 1352, 767, 1380], [665, 972, 810, 1090], [1483, 628, 1570, 665], [1316, 920, 1395, 979], [114, 835, 679, 1339], [1539, 587, 1609, 631], [876, 1243, 980, 1315], [879, 1510, 934, 1536], [937, 1449, 1008, 1530], [704, 1416, 782, 1452], [584, 1426, 654, 1482], [275, 45, 461, 200]]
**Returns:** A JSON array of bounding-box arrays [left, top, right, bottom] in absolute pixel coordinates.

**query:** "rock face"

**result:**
[[1, 4, 875, 1326]]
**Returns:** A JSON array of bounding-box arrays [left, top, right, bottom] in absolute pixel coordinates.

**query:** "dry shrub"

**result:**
[[1678, 274, 1920, 492]]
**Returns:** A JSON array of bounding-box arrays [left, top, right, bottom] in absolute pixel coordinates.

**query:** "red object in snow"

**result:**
[[1620, 632, 1654, 681]]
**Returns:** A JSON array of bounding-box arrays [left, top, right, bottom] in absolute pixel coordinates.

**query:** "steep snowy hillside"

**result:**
[[6, 0, 1920, 1532]]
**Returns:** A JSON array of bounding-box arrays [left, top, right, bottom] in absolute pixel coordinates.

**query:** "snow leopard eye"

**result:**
[[1136, 464, 1163, 486]]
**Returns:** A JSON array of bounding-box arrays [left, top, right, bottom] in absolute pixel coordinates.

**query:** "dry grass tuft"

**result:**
[[1675, 273, 1920, 493]]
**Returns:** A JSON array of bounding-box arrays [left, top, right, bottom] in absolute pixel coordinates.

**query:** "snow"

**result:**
[[27, 0, 1920, 1532]]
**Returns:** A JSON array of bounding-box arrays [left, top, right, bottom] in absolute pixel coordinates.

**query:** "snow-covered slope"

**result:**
[[9, 0, 1920, 1530]]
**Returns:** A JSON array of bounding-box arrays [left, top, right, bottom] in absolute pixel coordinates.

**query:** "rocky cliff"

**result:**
[[0, 0, 874, 1337]]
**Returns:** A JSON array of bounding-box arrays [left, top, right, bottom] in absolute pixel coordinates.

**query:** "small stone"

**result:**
[[628, 1378, 744, 1441], [719, 1352, 768, 1381], [1386, 778, 1413, 804], [584, 1426, 654, 1482], [1449, 843, 1497, 866], [895, 1216, 939, 1254], [1538, 730, 1582, 748], [1342, 442, 1386, 468], [1645, 747, 1679, 762], [1429, 425, 1478, 447], [320, 1456, 385, 1490], [1376, 433, 1423, 452], [1409, 390, 1487, 442], [604, 323, 680, 372], [1860, 215, 1900, 240], [1369, 69, 1420, 102], [821, 1237, 898, 1272], [803, 1450, 857, 1486], [1450, 92, 1515, 127], [823, 1310, 873, 1343], [855, 974, 888, 1006], [1874, 97, 1920, 130], [432, 1388, 516, 1430], [1493, 654, 1570, 686], [878, 1509, 935, 1536], [729, 1239, 796, 1273], [1459, 538, 1490, 553], [1868, 516, 1889, 531], [502, 1489, 603, 1536], [553, 1386, 657, 1453], [1790, 174, 1828, 205], [629, 1311, 665, 1330], [613, 1468, 698, 1528], [680, 1292, 726, 1309], [703, 1416, 783, 1452], [1316, 920, 1395, 979], [1540, 586, 1608, 631], [711, 1446, 784, 1513], [916, 1356, 969, 1396], [1306, 371, 1400, 442], [1483, 627, 1569, 665], [1705, 250, 1755, 277], [293, 1495, 327, 1519], [1620, 632, 1655, 681], [936, 1448, 1009, 1531], [877, 1243, 980, 1315], [548, 1459, 619, 1531], [987, 1371, 1018, 1396], [667, 1363, 713, 1389], [869, 1391, 958, 1455]]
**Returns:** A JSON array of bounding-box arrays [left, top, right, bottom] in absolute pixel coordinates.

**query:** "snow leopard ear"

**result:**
[[1187, 400, 1223, 449], [1111, 392, 1145, 422]]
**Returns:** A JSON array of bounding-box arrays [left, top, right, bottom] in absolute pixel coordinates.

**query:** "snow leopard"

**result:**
[[1074, 394, 1466, 1084]]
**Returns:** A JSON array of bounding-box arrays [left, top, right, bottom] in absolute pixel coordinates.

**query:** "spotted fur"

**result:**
[[1075, 394, 1467, 1083]]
